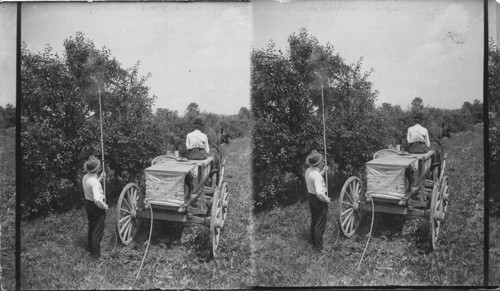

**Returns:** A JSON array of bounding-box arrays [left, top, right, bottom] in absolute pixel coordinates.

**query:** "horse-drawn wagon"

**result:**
[[338, 148, 449, 250], [115, 154, 229, 257]]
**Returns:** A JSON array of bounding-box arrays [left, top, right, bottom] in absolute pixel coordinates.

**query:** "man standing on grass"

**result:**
[[82, 156, 108, 259], [305, 150, 331, 251]]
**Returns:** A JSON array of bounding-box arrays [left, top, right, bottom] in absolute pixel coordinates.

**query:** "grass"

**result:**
[[20, 137, 254, 289], [0, 127, 16, 290], [253, 126, 484, 287], [490, 216, 500, 286]]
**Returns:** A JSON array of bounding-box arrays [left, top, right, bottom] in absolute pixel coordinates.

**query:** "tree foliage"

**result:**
[[0, 104, 16, 129], [21, 33, 252, 218], [252, 29, 482, 212], [489, 39, 500, 214], [21, 33, 161, 218], [252, 29, 381, 210]]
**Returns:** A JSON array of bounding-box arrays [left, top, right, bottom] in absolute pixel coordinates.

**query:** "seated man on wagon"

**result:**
[[186, 117, 210, 160], [406, 111, 431, 154]]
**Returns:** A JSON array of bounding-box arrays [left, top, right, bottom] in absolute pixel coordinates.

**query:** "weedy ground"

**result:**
[[254, 126, 484, 287], [20, 137, 254, 289], [0, 127, 15, 290], [490, 215, 500, 286]]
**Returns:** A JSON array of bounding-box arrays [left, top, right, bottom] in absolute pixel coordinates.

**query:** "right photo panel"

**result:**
[[251, 0, 484, 286], [488, 0, 500, 286]]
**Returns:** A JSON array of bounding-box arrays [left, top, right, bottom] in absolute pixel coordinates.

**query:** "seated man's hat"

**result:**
[[193, 117, 204, 126], [414, 111, 424, 122]]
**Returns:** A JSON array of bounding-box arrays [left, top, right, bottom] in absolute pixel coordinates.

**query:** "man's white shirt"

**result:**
[[305, 167, 330, 203], [82, 173, 107, 209], [186, 129, 210, 153], [407, 123, 431, 148]]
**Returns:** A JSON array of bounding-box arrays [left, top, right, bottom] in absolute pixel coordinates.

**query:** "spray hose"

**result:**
[[135, 205, 154, 281], [356, 196, 375, 270]]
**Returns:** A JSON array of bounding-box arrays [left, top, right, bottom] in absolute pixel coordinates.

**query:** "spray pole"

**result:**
[[321, 79, 328, 192], [98, 84, 106, 199]]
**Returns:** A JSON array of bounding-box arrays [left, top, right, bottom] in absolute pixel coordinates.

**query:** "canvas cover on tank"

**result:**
[[366, 151, 433, 200], [366, 155, 418, 200], [144, 157, 212, 206]]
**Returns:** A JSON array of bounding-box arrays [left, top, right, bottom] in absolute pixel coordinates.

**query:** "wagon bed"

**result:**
[[144, 157, 213, 208], [116, 154, 229, 257], [339, 148, 449, 250]]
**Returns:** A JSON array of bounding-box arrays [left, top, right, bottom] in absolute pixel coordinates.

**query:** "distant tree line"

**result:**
[[0, 104, 15, 129], [21, 32, 251, 219], [251, 29, 483, 212]]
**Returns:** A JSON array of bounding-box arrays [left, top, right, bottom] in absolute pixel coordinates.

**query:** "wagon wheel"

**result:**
[[210, 172, 218, 192], [218, 159, 226, 188], [440, 175, 450, 215], [339, 176, 363, 237], [440, 153, 448, 180], [219, 182, 230, 221], [116, 183, 141, 245], [429, 179, 446, 250], [210, 184, 227, 258]]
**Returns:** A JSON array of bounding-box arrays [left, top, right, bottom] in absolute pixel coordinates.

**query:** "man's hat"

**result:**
[[193, 117, 204, 126], [306, 150, 323, 167], [84, 156, 101, 173], [414, 111, 424, 122]]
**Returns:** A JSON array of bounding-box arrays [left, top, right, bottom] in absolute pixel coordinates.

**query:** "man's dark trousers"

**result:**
[[85, 200, 106, 258], [308, 193, 328, 250]]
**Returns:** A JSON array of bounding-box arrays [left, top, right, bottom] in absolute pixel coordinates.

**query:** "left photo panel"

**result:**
[[16, 2, 253, 289], [0, 3, 17, 290]]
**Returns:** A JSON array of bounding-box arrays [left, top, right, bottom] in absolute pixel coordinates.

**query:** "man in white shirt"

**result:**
[[82, 156, 108, 259], [407, 111, 431, 153], [186, 117, 210, 160], [305, 150, 331, 251]]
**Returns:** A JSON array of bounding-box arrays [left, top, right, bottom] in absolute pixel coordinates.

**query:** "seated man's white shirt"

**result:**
[[407, 124, 431, 148], [83, 173, 107, 209], [186, 129, 210, 154], [305, 167, 329, 202]]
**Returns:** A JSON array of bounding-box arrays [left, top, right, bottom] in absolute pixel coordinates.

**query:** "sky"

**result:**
[[3, 2, 251, 115], [0, 3, 16, 107], [0, 1, 495, 112], [489, 0, 500, 45], [253, 0, 484, 110]]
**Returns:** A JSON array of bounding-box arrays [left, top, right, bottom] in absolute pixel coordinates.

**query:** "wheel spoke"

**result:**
[[353, 181, 360, 196], [342, 201, 353, 207], [342, 210, 353, 228], [120, 217, 130, 235], [119, 215, 131, 225], [341, 207, 353, 217], [344, 191, 354, 204], [120, 207, 131, 214], [123, 197, 132, 210], [125, 221, 132, 241], [342, 207, 353, 221], [126, 193, 134, 209], [347, 214, 354, 233]]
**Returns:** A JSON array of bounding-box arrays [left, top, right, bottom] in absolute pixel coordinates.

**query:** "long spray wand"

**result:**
[[97, 84, 106, 199], [321, 79, 328, 192]]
